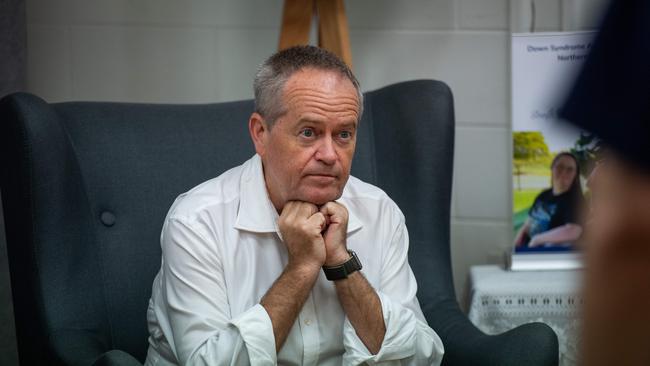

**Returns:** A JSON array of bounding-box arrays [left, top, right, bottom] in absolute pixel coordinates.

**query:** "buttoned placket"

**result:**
[[272, 229, 321, 366], [298, 291, 321, 366], [233, 155, 369, 365]]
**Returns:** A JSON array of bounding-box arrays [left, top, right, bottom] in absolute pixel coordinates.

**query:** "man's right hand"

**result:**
[[278, 201, 327, 271], [263, 201, 327, 352]]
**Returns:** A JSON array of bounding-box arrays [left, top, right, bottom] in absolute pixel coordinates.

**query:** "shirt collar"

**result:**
[[234, 154, 363, 234]]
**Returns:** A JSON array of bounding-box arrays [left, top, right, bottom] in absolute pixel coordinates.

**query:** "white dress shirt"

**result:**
[[145, 154, 444, 366]]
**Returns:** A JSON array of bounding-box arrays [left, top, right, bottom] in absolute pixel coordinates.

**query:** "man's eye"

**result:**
[[339, 131, 352, 139], [300, 129, 315, 138]]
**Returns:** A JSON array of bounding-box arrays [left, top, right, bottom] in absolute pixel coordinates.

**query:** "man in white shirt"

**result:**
[[145, 45, 444, 365]]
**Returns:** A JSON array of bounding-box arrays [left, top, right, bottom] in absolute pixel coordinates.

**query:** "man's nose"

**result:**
[[315, 136, 337, 165]]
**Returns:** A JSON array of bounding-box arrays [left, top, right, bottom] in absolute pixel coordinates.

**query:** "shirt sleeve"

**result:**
[[156, 217, 276, 365], [341, 213, 444, 365]]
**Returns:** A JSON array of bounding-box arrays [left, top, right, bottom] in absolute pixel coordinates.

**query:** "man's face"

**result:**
[[250, 68, 360, 210]]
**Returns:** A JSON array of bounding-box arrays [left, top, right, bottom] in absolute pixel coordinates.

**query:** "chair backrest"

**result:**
[[0, 79, 455, 365]]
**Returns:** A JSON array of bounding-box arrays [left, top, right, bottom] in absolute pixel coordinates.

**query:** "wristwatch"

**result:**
[[322, 250, 362, 281]]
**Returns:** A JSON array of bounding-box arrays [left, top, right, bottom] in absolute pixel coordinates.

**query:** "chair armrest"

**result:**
[[49, 329, 142, 366], [469, 322, 559, 366], [425, 299, 558, 365], [91, 350, 143, 366], [442, 320, 559, 366]]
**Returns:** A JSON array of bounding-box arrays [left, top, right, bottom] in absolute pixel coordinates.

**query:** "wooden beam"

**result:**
[[278, 0, 314, 50], [316, 0, 352, 69]]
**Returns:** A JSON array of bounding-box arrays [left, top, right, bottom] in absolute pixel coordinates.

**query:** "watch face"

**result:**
[[323, 250, 362, 280], [345, 251, 362, 272]]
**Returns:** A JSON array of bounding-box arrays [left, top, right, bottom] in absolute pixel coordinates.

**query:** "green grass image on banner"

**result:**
[[513, 189, 539, 233]]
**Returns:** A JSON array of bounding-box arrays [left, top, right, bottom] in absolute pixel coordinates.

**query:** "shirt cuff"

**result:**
[[342, 291, 445, 365], [228, 304, 277, 365], [342, 291, 418, 364]]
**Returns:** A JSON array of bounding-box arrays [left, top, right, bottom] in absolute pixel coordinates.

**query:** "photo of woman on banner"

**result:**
[[514, 152, 585, 249]]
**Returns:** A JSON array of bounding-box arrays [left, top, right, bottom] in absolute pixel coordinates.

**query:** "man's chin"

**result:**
[[295, 190, 342, 206]]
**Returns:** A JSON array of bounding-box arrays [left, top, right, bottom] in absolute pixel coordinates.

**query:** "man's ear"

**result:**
[[249, 112, 268, 157]]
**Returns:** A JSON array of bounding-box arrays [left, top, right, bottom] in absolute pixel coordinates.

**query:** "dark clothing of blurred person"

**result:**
[[560, 1, 650, 365]]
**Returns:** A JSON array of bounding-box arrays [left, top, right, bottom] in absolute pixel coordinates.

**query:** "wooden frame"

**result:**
[[278, 0, 352, 68]]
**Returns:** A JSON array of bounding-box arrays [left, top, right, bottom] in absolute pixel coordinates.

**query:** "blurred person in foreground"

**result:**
[[560, 1, 650, 365]]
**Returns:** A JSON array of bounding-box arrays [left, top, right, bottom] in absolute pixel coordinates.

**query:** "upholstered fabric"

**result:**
[[92, 351, 142, 366], [0, 80, 558, 365]]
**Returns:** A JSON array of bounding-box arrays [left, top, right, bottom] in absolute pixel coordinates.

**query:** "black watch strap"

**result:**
[[322, 250, 362, 281]]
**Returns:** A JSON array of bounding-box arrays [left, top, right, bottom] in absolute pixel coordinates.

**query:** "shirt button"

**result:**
[[304, 319, 312, 326]]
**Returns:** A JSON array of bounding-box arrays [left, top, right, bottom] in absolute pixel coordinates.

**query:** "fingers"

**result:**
[[279, 201, 346, 233], [307, 212, 327, 232], [299, 202, 319, 218], [280, 201, 318, 221], [279, 201, 322, 236], [319, 201, 348, 224]]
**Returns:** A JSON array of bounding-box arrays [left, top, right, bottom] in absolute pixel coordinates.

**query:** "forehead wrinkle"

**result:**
[[286, 96, 360, 113], [284, 87, 359, 105], [297, 104, 359, 120], [298, 111, 359, 125], [285, 86, 357, 97], [296, 101, 359, 115]]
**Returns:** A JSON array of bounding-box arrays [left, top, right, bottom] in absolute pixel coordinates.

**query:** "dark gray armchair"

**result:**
[[0, 80, 558, 365]]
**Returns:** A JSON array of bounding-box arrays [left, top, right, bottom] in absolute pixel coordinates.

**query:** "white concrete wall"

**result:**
[[25, 0, 609, 308]]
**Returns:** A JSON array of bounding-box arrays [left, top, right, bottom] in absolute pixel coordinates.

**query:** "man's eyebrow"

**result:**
[[295, 118, 358, 129], [297, 118, 326, 125]]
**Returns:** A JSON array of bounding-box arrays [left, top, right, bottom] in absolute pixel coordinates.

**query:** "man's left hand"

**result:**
[[320, 202, 350, 266]]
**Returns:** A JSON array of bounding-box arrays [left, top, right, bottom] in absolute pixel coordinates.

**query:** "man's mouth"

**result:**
[[305, 174, 337, 183]]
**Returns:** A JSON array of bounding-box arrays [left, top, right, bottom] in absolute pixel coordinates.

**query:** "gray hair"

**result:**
[[253, 45, 363, 127]]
